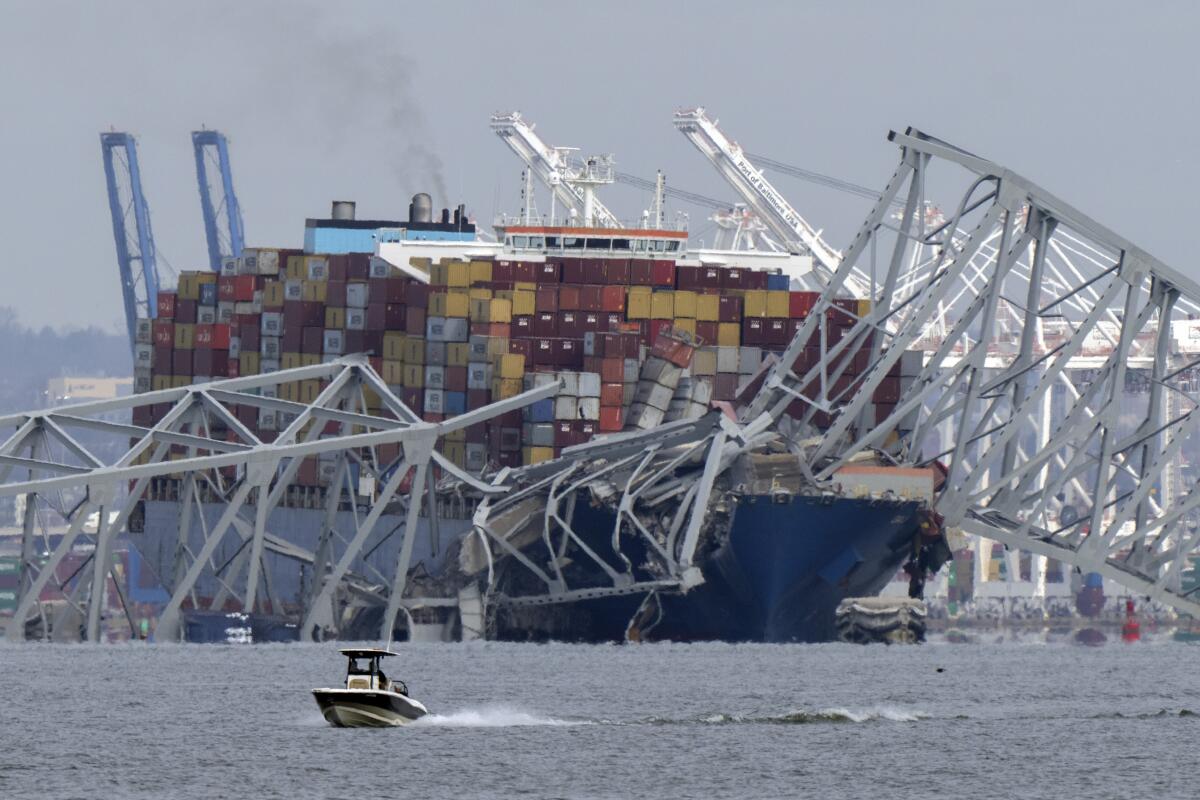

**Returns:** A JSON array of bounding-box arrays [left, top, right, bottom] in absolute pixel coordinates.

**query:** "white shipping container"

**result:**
[[234, 301, 256, 316], [323, 330, 344, 354], [641, 357, 682, 387], [443, 318, 469, 342], [260, 358, 280, 373], [346, 283, 369, 308], [134, 318, 153, 344], [133, 343, 154, 367], [220, 256, 238, 276], [899, 349, 925, 377], [558, 371, 579, 397], [257, 249, 280, 275], [716, 347, 739, 373], [425, 366, 446, 389], [465, 443, 487, 472], [623, 359, 640, 383], [467, 363, 492, 390], [627, 403, 664, 430], [261, 312, 283, 336], [307, 257, 329, 281], [346, 309, 366, 330], [738, 347, 762, 375], [578, 397, 600, 420], [554, 396, 579, 420], [260, 337, 281, 359], [424, 389, 445, 413], [217, 301, 235, 324], [690, 377, 713, 405], [426, 317, 447, 342], [239, 252, 259, 275], [369, 257, 391, 278], [197, 307, 217, 324], [284, 279, 303, 301], [577, 371, 601, 398], [229, 337, 241, 358], [530, 423, 555, 447], [583, 331, 599, 356], [425, 341, 446, 366], [634, 381, 675, 411], [468, 336, 489, 360], [133, 368, 152, 393]]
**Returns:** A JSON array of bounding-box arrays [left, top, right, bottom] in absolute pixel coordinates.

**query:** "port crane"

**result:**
[[490, 111, 622, 228], [192, 130, 245, 271], [101, 132, 161, 352]]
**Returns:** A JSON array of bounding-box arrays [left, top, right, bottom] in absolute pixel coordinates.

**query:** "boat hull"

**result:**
[[312, 689, 427, 727]]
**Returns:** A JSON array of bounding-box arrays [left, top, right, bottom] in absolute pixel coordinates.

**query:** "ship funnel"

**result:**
[[410, 192, 433, 223], [441, 207, 450, 224], [331, 200, 356, 221]]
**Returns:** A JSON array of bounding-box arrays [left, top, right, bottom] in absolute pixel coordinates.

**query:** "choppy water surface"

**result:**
[[1, 639, 1197, 799]]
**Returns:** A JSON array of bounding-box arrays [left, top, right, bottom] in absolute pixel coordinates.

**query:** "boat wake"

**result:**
[[688, 707, 930, 725], [413, 706, 590, 728]]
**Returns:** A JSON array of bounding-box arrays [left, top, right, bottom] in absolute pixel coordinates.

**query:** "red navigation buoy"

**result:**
[[1122, 598, 1141, 642]]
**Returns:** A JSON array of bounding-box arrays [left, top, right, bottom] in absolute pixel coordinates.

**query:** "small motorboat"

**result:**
[[312, 648, 428, 727]]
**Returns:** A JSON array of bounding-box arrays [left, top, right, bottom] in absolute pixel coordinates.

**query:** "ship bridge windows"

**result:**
[[563, 237, 585, 249], [584, 238, 611, 250], [611, 238, 631, 250]]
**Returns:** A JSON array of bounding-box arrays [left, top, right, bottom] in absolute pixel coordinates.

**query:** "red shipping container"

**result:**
[[578, 285, 602, 312], [621, 332, 641, 358], [695, 321, 718, 345], [152, 321, 175, 347], [536, 286, 559, 312], [407, 282, 429, 308], [580, 258, 604, 284], [327, 254, 348, 282], [743, 318, 765, 346], [603, 312, 624, 331], [512, 315, 534, 338], [675, 265, 698, 290], [347, 253, 370, 280], [555, 338, 583, 368], [326, 280, 348, 307], [651, 335, 695, 368], [629, 260, 653, 285], [561, 258, 586, 284], [581, 312, 603, 332], [194, 323, 231, 350], [600, 285, 625, 312], [493, 261, 514, 282], [558, 285, 581, 310], [194, 349, 228, 377], [405, 306, 426, 336], [789, 291, 820, 318], [534, 262, 560, 283], [603, 259, 629, 285], [719, 295, 743, 322], [553, 421, 574, 447], [827, 298, 857, 326], [172, 350, 193, 376], [157, 292, 176, 319], [369, 355, 383, 374], [241, 324, 262, 352], [697, 267, 721, 289], [508, 338, 532, 360], [444, 366, 468, 392], [467, 390, 491, 411], [599, 406, 624, 432], [597, 332, 620, 358], [651, 260, 676, 286], [713, 373, 739, 401], [373, 277, 406, 303], [531, 338, 556, 366], [301, 327, 324, 354], [600, 358, 625, 383], [154, 345, 172, 367], [533, 312, 558, 337], [345, 330, 366, 352], [765, 318, 790, 347], [401, 387, 423, 413], [746, 270, 768, 290], [175, 300, 198, 324], [600, 383, 624, 406], [559, 311, 581, 338], [873, 376, 901, 403], [363, 331, 384, 355], [514, 261, 538, 282], [720, 268, 747, 289]]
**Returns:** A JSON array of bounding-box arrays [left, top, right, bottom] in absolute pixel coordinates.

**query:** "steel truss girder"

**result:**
[[742, 125, 1200, 617]]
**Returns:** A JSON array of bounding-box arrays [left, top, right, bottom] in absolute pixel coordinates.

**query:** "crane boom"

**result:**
[[101, 132, 160, 352], [192, 130, 245, 271], [490, 111, 621, 228], [673, 107, 842, 271]]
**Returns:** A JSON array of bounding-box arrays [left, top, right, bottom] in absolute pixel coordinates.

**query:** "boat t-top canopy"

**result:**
[[338, 648, 398, 658]]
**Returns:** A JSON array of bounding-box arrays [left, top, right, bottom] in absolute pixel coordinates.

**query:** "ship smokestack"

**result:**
[[331, 200, 356, 221], [441, 207, 450, 224], [409, 192, 432, 223]]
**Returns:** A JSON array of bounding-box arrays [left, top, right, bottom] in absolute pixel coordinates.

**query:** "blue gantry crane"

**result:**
[[191, 130, 245, 271], [101, 132, 160, 352]]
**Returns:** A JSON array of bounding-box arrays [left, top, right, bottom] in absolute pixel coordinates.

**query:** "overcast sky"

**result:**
[[1, 0, 1196, 333]]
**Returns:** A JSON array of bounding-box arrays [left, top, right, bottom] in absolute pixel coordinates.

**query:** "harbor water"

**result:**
[[1, 638, 1197, 799]]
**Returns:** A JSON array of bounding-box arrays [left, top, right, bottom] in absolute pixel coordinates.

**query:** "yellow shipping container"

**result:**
[[300, 380, 321, 404], [174, 323, 195, 350], [176, 273, 199, 301], [152, 375, 172, 391], [524, 446, 555, 465], [696, 294, 719, 322], [495, 353, 525, 379], [362, 384, 381, 411], [402, 364, 425, 387], [280, 382, 298, 402], [766, 291, 789, 318], [673, 318, 696, 337], [239, 352, 260, 375], [302, 279, 327, 303], [445, 291, 470, 318], [493, 378, 523, 399], [857, 298, 872, 317], [409, 256, 432, 273], [263, 280, 285, 309], [447, 342, 470, 367], [514, 281, 536, 291], [301, 354, 320, 367], [486, 337, 509, 357], [383, 331, 406, 361], [490, 298, 512, 323], [650, 291, 674, 319], [325, 307, 346, 329], [447, 261, 470, 288], [627, 291, 651, 319], [280, 352, 301, 370], [443, 441, 466, 467], [403, 337, 425, 364], [430, 262, 448, 285], [469, 287, 493, 300], [442, 427, 466, 443], [512, 290, 535, 316], [382, 360, 404, 384], [744, 290, 768, 318], [469, 260, 493, 283], [469, 298, 490, 322], [286, 255, 306, 280], [428, 293, 447, 317], [717, 323, 741, 347], [674, 290, 697, 319]]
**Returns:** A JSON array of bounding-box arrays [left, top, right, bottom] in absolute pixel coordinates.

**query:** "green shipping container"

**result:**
[[0, 588, 17, 612], [0, 557, 19, 575]]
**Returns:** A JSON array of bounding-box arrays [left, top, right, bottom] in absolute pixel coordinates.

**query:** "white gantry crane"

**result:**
[[673, 108, 845, 270], [490, 111, 622, 228]]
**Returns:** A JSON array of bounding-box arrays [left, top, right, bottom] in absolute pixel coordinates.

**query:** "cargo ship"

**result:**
[[129, 188, 947, 643]]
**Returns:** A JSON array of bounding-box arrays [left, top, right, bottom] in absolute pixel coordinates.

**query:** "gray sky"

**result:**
[[2, 0, 1196, 332]]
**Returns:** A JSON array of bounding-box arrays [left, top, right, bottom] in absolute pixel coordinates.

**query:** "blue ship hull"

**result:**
[[493, 494, 926, 644]]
